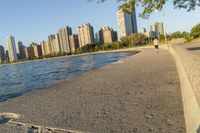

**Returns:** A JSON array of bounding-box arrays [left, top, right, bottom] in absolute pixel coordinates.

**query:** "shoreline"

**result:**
[[0, 49, 139, 103], [0, 46, 148, 67]]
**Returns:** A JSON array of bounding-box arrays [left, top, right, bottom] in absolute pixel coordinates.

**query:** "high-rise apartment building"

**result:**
[[156, 22, 164, 35], [54, 33, 61, 53], [117, 6, 138, 38], [16, 41, 26, 59], [6, 36, 18, 62], [5, 50, 10, 63], [25, 46, 34, 59], [150, 22, 164, 37], [58, 26, 72, 53], [69, 34, 79, 53], [48, 35, 54, 54], [41, 41, 51, 55], [32, 44, 42, 58], [77, 23, 94, 47], [41, 41, 52, 56], [46, 41, 51, 55], [41, 41, 46, 56], [48, 34, 60, 53], [94, 33, 100, 44], [0, 45, 5, 63], [99, 27, 118, 44]]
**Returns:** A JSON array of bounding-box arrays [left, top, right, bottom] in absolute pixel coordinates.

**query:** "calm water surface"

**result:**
[[0, 52, 132, 102]]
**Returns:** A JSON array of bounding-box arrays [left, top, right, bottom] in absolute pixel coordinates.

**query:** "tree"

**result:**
[[128, 33, 148, 46], [191, 23, 200, 38], [120, 37, 130, 47], [91, 0, 200, 18]]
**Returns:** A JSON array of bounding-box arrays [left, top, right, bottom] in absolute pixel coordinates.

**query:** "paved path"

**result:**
[[0, 48, 186, 133]]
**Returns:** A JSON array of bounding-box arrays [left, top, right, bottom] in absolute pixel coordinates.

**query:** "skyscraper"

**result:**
[[156, 22, 164, 35], [77, 23, 94, 47], [5, 50, 10, 63], [150, 22, 164, 37], [6, 36, 18, 62], [32, 44, 42, 58], [47, 35, 54, 54], [48, 34, 61, 54], [69, 34, 79, 53], [54, 33, 61, 53], [41, 40, 52, 55], [0, 45, 5, 63], [16, 41, 26, 59], [41, 41, 47, 56], [58, 26, 72, 53], [117, 5, 138, 38], [94, 33, 100, 44], [25, 46, 34, 59], [99, 27, 118, 44], [45, 41, 51, 55]]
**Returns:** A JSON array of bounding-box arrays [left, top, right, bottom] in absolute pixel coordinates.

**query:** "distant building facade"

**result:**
[[5, 50, 10, 63], [6, 36, 18, 62], [94, 33, 100, 44], [48, 34, 61, 54], [16, 41, 26, 59], [47, 35, 54, 54], [33, 44, 42, 58], [54, 33, 61, 53], [25, 46, 34, 59], [41, 41, 46, 56], [150, 22, 164, 37], [77, 23, 94, 47], [157, 22, 164, 35], [41, 41, 51, 55], [99, 27, 118, 44], [117, 6, 138, 38], [58, 26, 72, 53], [69, 34, 79, 53], [0, 45, 5, 63]]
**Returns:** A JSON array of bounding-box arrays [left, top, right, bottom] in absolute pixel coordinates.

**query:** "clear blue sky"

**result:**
[[0, 0, 200, 49]]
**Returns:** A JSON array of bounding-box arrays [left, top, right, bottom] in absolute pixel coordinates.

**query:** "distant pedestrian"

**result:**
[[153, 39, 159, 53]]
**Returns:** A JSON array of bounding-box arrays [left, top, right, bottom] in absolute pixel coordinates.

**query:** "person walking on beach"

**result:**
[[153, 39, 159, 53]]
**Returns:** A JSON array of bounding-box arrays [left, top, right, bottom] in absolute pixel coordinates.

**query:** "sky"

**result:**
[[0, 0, 200, 49]]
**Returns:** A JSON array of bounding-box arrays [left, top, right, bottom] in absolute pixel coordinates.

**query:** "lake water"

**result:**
[[0, 52, 132, 102]]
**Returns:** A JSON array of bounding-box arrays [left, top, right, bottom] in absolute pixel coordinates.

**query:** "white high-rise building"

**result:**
[[150, 22, 164, 37], [6, 36, 18, 62], [117, 6, 138, 38], [58, 26, 72, 53], [77, 23, 94, 47], [156, 22, 164, 35], [48, 34, 61, 54]]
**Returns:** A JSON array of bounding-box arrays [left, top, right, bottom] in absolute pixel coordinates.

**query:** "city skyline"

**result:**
[[0, 0, 200, 48], [2, 22, 119, 63]]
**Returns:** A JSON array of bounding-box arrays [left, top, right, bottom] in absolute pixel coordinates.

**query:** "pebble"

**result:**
[[133, 128, 138, 132], [145, 115, 153, 119]]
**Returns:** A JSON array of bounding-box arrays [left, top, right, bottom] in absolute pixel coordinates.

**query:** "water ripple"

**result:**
[[0, 52, 132, 102]]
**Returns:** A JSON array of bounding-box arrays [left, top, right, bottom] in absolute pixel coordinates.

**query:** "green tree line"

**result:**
[[75, 33, 149, 54], [168, 23, 200, 41]]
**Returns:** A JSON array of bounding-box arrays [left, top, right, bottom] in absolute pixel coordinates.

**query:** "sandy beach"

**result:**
[[0, 48, 186, 133]]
